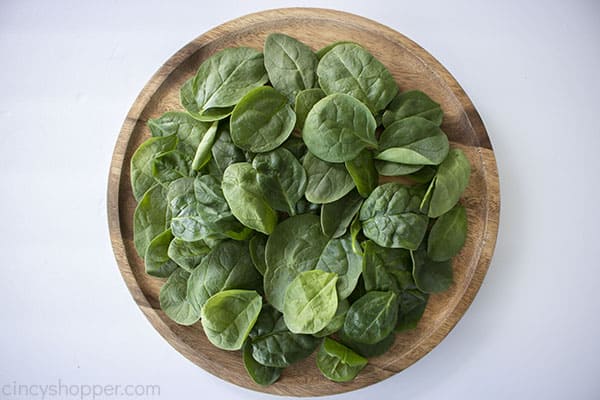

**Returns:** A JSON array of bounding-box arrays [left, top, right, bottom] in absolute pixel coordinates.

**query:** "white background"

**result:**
[[1, 0, 599, 399]]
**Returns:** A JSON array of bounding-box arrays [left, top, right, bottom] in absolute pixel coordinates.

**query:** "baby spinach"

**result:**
[[343, 291, 398, 344], [281, 135, 307, 160], [283, 270, 338, 334], [362, 241, 412, 293], [317, 43, 397, 113], [294, 88, 325, 131], [264, 33, 319, 103], [167, 237, 210, 272], [133, 184, 171, 257], [248, 234, 268, 276], [249, 304, 283, 339], [382, 90, 443, 128], [131, 135, 178, 201], [148, 111, 212, 156], [264, 214, 329, 311], [251, 330, 320, 368], [345, 149, 378, 197], [338, 329, 396, 358], [350, 215, 363, 256], [151, 150, 191, 185], [376, 117, 449, 165], [168, 176, 246, 241], [222, 163, 278, 234], [207, 124, 246, 178], [201, 289, 262, 350], [187, 240, 262, 311], [428, 204, 468, 261], [316, 235, 363, 300], [242, 341, 282, 386], [316, 41, 357, 59], [191, 121, 218, 171], [303, 152, 355, 204], [252, 148, 307, 215], [230, 86, 295, 153], [159, 268, 200, 326], [425, 148, 471, 218], [359, 183, 428, 250], [182, 47, 268, 121], [303, 93, 377, 163], [411, 246, 453, 293], [145, 229, 178, 278], [320, 191, 363, 238], [316, 338, 368, 382]]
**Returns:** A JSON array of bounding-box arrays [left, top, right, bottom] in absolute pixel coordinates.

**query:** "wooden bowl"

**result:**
[[107, 8, 500, 396]]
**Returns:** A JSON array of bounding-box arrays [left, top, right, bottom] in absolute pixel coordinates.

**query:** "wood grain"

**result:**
[[107, 8, 500, 396]]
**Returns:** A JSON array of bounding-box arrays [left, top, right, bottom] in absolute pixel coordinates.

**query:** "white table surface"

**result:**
[[2, 1, 599, 399]]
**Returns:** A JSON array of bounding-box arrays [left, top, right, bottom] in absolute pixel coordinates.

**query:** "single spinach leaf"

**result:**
[[314, 299, 349, 337], [252, 148, 307, 215], [316, 234, 363, 300], [345, 149, 378, 197], [201, 289, 262, 350], [362, 241, 413, 293], [159, 268, 200, 326], [145, 229, 178, 277], [408, 165, 437, 183], [222, 162, 278, 234], [382, 90, 443, 128], [294, 88, 325, 131], [133, 184, 171, 257], [320, 190, 363, 238], [376, 117, 449, 165], [359, 183, 428, 250], [426, 148, 471, 218], [396, 289, 429, 332], [207, 124, 246, 178], [303, 152, 355, 204], [168, 176, 247, 241], [303, 94, 377, 163], [151, 150, 192, 185], [317, 43, 398, 113], [283, 270, 338, 334], [242, 341, 282, 386], [264, 33, 319, 103], [148, 111, 212, 156], [191, 121, 218, 170], [316, 41, 357, 59], [350, 214, 363, 256], [131, 135, 178, 201], [316, 338, 367, 382], [167, 237, 210, 272], [411, 246, 453, 293], [249, 233, 268, 276], [343, 291, 398, 344], [428, 204, 468, 261], [338, 329, 396, 358], [187, 240, 262, 311], [251, 330, 320, 368], [375, 160, 423, 176], [181, 47, 268, 120], [230, 86, 295, 153], [264, 214, 329, 311]]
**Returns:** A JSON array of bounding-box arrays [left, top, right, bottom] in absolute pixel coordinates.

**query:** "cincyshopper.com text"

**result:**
[[2, 380, 160, 399]]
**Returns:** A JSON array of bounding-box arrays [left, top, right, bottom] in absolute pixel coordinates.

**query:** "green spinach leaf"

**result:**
[[242, 341, 282, 386], [249, 233, 268, 276], [283, 270, 338, 334], [159, 268, 200, 326], [201, 289, 262, 350], [375, 160, 423, 177], [343, 291, 398, 344], [362, 241, 412, 293], [148, 111, 211, 156], [316, 338, 367, 382], [151, 150, 192, 185], [252, 148, 307, 215], [317, 43, 397, 113], [314, 299, 349, 337], [428, 204, 468, 261], [191, 121, 218, 170], [316, 234, 363, 300], [345, 149, 378, 197], [382, 90, 443, 128], [133, 184, 171, 257], [294, 88, 325, 131], [207, 124, 246, 178], [303, 152, 355, 204], [145, 229, 178, 277], [411, 246, 453, 293], [251, 330, 320, 368], [222, 162, 278, 234], [338, 329, 396, 358], [230, 86, 295, 153], [396, 289, 428, 332], [167, 237, 210, 272], [131, 135, 178, 201], [376, 117, 449, 165], [303, 93, 377, 163], [425, 148, 471, 218], [320, 190, 363, 238], [264, 33, 319, 103]]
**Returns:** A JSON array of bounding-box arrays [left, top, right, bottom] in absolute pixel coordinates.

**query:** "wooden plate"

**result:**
[[107, 8, 499, 396]]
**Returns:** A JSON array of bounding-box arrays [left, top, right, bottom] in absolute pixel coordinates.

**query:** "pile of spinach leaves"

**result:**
[[130, 33, 471, 385]]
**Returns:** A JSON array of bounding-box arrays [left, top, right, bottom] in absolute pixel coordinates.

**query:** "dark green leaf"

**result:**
[[251, 330, 320, 368], [411, 246, 453, 293], [345, 149, 378, 197], [316, 338, 367, 382], [316, 234, 363, 299], [131, 135, 178, 201], [320, 191, 363, 238], [428, 204, 468, 261], [159, 268, 200, 325], [382, 90, 443, 128], [343, 291, 398, 344], [249, 233, 268, 276], [294, 88, 325, 131], [145, 229, 178, 277], [133, 184, 171, 257], [425, 148, 471, 218], [303, 152, 355, 204], [167, 237, 210, 272], [242, 341, 282, 386]]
